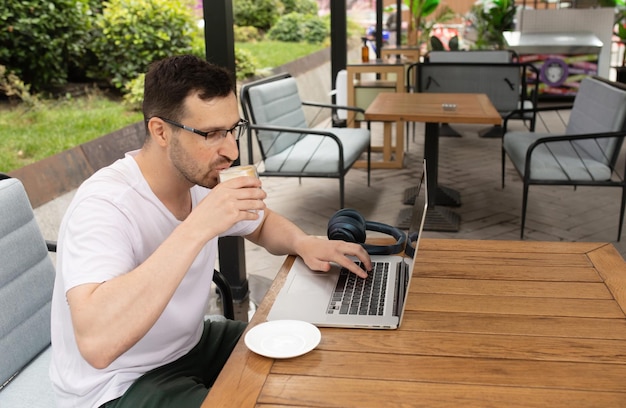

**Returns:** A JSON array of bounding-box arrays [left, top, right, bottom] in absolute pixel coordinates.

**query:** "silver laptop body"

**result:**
[[267, 161, 428, 329]]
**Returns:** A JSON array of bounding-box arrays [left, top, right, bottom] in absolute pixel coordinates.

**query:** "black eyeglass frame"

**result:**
[[154, 116, 249, 142]]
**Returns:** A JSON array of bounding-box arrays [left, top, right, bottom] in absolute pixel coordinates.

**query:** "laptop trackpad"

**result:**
[[286, 259, 338, 296]]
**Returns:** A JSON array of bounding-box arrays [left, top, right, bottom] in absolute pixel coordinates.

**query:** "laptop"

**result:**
[[267, 160, 428, 329]]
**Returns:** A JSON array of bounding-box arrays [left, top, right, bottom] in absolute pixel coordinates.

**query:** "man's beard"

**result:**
[[169, 136, 219, 189]]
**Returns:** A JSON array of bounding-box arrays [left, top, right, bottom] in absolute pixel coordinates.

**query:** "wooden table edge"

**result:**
[[586, 243, 626, 314]]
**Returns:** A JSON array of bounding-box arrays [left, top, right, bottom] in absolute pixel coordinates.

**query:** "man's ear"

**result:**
[[147, 117, 170, 147]]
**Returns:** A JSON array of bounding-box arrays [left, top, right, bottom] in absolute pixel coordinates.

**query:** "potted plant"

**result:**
[[467, 0, 516, 50], [403, 0, 456, 52]]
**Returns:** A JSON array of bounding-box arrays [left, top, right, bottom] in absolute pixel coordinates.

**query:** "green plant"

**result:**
[[235, 48, 259, 80], [267, 13, 329, 44], [282, 0, 318, 15], [0, 0, 96, 91], [608, 0, 626, 66], [233, 0, 284, 32], [403, 0, 441, 46], [0, 65, 41, 108], [234, 25, 262, 43], [122, 73, 145, 111], [88, 0, 196, 90], [468, 0, 516, 50]]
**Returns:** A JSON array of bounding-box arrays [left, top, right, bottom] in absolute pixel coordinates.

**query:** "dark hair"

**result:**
[[142, 54, 235, 131]]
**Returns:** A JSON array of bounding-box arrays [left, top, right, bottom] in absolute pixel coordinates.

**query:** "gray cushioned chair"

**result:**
[[502, 76, 626, 240], [240, 73, 371, 209], [0, 177, 235, 406]]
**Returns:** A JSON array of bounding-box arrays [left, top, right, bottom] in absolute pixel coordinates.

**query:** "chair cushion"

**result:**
[[0, 347, 55, 408], [0, 178, 55, 387], [504, 131, 613, 181], [264, 127, 370, 174]]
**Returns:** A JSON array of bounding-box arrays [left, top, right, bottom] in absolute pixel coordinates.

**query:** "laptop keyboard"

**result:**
[[326, 261, 389, 316]]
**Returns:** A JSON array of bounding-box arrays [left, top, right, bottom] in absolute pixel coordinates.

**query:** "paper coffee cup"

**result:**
[[219, 165, 259, 183]]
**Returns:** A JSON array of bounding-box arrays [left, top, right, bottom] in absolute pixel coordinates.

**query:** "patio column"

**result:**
[[203, 0, 250, 314]]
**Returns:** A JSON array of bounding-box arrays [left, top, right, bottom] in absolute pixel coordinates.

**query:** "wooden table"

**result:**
[[346, 59, 406, 169], [202, 239, 626, 407], [365, 92, 502, 231]]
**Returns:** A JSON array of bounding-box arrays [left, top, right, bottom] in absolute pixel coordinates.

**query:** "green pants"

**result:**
[[102, 319, 247, 408]]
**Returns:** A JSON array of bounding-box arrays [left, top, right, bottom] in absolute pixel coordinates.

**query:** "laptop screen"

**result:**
[[405, 160, 428, 259]]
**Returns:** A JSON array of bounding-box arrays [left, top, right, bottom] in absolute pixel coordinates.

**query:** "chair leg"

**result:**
[[618, 186, 626, 242], [501, 146, 506, 189], [340, 176, 345, 209], [405, 122, 409, 152], [367, 122, 371, 187], [367, 144, 371, 186], [521, 183, 529, 240]]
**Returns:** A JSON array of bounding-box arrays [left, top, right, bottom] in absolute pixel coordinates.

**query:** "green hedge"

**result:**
[[88, 0, 196, 90], [0, 0, 96, 91]]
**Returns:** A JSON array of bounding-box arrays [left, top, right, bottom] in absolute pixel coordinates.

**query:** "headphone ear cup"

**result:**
[[327, 209, 367, 244], [363, 221, 407, 255], [327, 210, 406, 256]]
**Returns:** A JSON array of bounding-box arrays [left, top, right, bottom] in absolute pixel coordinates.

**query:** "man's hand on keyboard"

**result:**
[[294, 236, 371, 279]]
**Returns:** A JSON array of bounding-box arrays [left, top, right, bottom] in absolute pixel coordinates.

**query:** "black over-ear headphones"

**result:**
[[327, 208, 406, 255]]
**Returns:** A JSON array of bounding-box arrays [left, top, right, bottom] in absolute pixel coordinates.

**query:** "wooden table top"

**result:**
[[202, 239, 626, 407], [365, 92, 502, 125]]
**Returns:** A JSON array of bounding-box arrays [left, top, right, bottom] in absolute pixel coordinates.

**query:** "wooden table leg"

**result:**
[[355, 121, 405, 169]]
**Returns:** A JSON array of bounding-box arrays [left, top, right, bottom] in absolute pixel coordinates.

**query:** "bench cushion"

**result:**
[[0, 348, 55, 408]]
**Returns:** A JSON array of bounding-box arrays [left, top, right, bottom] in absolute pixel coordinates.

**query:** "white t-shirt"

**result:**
[[50, 150, 263, 408]]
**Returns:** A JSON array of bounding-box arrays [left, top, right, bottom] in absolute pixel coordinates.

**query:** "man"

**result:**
[[50, 54, 371, 408]]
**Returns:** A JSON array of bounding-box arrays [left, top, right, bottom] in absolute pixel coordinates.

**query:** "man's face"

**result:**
[[168, 92, 241, 188]]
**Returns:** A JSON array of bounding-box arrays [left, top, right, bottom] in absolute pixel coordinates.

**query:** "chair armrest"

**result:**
[[249, 124, 345, 147], [248, 123, 346, 168], [528, 130, 626, 150], [213, 269, 235, 320], [523, 130, 626, 180], [301, 101, 366, 114], [502, 103, 571, 132], [532, 104, 574, 112], [46, 240, 57, 252]]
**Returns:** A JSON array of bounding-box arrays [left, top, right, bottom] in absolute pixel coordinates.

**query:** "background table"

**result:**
[[347, 59, 406, 169], [365, 92, 502, 231], [203, 239, 626, 407]]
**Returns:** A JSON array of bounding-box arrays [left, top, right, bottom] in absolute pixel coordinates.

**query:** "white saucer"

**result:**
[[244, 320, 321, 359]]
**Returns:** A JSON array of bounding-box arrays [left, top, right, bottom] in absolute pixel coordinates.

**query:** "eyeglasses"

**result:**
[[156, 117, 248, 144]]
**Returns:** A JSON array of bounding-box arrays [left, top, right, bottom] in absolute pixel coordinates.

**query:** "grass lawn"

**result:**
[[0, 93, 143, 173], [236, 40, 327, 70]]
